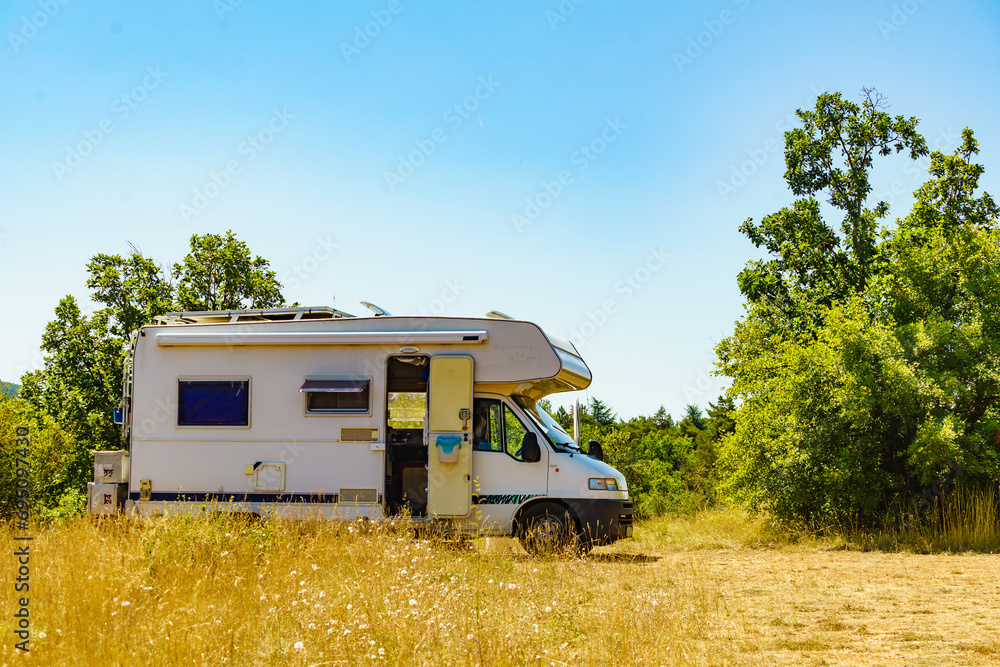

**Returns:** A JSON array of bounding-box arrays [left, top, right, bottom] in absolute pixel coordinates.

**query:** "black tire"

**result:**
[[518, 503, 580, 556]]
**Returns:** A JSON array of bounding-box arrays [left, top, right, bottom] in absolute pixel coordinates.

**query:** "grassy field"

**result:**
[[1, 509, 999, 666]]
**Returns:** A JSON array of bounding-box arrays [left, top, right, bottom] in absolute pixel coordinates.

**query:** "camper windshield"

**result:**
[[513, 397, 580, 453]]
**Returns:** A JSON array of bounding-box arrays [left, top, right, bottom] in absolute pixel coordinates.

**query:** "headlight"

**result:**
[[589, 477, 619, 491]]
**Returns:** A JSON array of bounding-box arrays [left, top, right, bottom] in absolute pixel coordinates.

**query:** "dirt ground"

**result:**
[[660, 549, 1000, 666]]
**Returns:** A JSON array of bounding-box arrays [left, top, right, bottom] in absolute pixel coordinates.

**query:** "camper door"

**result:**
[[427, 355, 473, 517]]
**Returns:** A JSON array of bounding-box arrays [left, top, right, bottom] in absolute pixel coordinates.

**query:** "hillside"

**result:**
[[0, 381, 18, 398]]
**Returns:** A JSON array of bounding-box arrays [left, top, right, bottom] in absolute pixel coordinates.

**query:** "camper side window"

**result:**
[[301, 378, 371, 414], [177, 379, 250, 426]]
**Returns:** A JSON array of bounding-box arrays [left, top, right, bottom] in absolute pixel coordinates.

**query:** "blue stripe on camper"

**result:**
[[130, 492, 341, 503]]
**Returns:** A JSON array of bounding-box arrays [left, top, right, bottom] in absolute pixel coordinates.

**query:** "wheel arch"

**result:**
[[512, 497, 582, 535]]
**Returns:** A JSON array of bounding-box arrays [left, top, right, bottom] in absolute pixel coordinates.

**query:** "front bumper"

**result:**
[[563, 498, 634, 545]]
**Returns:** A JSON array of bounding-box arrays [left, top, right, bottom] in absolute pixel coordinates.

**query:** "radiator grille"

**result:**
[[340, 427, 379, 442], [340, 488, 378, 504]]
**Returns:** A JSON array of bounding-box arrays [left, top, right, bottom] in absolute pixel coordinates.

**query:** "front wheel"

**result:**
[[518, 503, 580, 556]]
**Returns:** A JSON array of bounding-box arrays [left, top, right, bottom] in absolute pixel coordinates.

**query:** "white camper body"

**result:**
[[94, 307, 632, 549]]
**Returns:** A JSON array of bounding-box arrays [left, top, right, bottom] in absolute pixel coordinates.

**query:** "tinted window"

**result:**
[[178, 380, 249, 426], [304, 380, 371, 413]]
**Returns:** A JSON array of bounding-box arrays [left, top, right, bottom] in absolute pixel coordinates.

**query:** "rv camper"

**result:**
[[88, 306, 633, 552]]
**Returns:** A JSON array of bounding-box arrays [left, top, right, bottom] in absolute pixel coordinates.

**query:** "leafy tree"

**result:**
[[172, 230, 284, 311], [18, 297, 123, 455], [86, 247, 174, 346], [876, 130, 1000, 491], [0, 396, 87, 521], [719, 99, 1000, 526], [738, 89, 928, 329], [0, 382, 17, 399]]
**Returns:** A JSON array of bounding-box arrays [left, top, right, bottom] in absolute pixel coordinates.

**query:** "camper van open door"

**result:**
[[427, 355, 474, 517]]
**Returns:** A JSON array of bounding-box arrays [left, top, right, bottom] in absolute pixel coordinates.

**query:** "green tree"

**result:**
[[738, 89, 928, 329], [680, 405, 704, 432], [18, 297, 123, 455], [86, 247, 174, 345], [588, 397, 617, 427], [719, 108, 1000, 526], [552, 405, 572, 432], [0, 396, 87, 521], [172, 230, 284, 311], [651, 406, 673, 429]]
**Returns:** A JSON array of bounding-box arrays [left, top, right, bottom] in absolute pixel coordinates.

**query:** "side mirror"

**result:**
[[587, 439, 604, 461], [521, 432, 541, 463]]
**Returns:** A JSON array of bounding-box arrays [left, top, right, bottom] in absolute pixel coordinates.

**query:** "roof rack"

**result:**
[[154, 306, 356, 325]]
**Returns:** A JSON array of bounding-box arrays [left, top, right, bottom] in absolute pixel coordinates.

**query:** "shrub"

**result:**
[[0, 396, 89, 521]]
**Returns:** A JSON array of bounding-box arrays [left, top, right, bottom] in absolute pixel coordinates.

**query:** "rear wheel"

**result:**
[[518, 503, 580, 556]]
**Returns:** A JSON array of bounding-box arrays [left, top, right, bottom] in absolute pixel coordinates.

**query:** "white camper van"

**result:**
[[88, 306, 633, 552]]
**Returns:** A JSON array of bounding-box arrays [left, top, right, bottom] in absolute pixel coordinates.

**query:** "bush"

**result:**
[[0, 396, 89, 522]]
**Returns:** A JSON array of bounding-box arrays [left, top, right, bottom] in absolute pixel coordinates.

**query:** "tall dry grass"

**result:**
[[3, 497, 999, 665], [0, 513, 753, 666], [843, 484, 1000, 553]]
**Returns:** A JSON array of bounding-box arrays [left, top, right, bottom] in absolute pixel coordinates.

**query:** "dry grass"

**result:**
[[844, 485, 1000, 553], [2, 507, 999, 665], [0, 513, 749, 666]]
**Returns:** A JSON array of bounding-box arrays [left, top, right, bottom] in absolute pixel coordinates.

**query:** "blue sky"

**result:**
[[1, 0, 998, 419]]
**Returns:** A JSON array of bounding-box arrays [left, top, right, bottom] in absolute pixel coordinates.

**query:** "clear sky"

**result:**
[[1, 0, 998, 419]]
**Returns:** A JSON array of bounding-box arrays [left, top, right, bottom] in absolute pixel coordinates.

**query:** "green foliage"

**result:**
[[587, 398, 617, 427], [739, 89, 928, 329], [574, 396, 733, 518], [18, 297, 123, 452], [0, 381, 17, 399], [0, 397, 88, 521], [552, 405, 571, 432], [719, 90, 1000, 527], [86, 249, 174, 345], [720, 300, 921, 524], [172, 230, 284, 311]]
